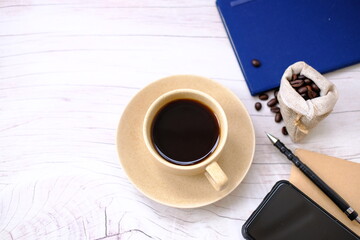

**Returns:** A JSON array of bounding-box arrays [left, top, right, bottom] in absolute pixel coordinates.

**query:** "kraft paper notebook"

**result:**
[[216, 0, 360, 95], [290, 149, 360, 236]]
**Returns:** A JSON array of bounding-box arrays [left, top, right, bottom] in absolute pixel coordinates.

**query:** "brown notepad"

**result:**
[[289, 149, 360, 236]]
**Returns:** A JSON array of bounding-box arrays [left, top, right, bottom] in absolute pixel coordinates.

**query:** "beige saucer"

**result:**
[[116, 75, 255, 208]]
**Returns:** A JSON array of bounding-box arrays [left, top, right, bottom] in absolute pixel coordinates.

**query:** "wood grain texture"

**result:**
[[1, 1, 359, 239]]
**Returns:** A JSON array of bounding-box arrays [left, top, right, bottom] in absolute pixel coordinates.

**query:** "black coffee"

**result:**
[[151, 99, 220, 166]]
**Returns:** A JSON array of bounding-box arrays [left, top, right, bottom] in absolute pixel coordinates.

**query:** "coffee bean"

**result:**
[[297, 86, 308, 94], [275, 112, 282, 122], [304, 78, 312, 84], [291, 74, 298, 81], [297, 75, 306, 80], [255, 102, 262, 111], [290, 79, 304, 88], [267, 98, 278, 107], [282, 126, 288, 135], [308, 89, 317, 99], [301, 93, 309, 100], [311, 83, 320, 92], [251, 59, 261, 67], [271, 106, 280, 113], [259, 93, 269, 100]]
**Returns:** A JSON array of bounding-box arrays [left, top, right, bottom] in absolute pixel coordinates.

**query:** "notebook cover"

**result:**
[[290, 149, 360, 236], [216, 0, 360, 96]]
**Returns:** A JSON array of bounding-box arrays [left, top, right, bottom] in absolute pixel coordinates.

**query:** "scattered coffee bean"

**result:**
[[251, 59, 261, 67], [267, 98, 278, 107], [290, 79, 304, 88], [259, 93, 269, 100], [256, 89, 286, 135], [270, 106, 280, 113], [282, 126, 288, 135], [275, 112, 282, 123], [255, 102, 262, 111]]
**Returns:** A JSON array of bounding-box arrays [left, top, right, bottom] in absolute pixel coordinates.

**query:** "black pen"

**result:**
[[266, 132, 360, 224]]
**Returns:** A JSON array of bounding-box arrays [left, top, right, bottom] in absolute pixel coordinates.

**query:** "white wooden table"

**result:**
[[1, 1, 359, 239]]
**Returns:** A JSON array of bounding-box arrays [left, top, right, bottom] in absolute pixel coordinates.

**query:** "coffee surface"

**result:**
[[151, 99, 219, 165]]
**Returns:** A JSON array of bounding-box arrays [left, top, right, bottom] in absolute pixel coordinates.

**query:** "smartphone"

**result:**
[[242, 180, 360, 240]]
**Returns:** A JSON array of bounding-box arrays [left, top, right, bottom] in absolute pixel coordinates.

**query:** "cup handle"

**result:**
[[205, 162, 228, 191]]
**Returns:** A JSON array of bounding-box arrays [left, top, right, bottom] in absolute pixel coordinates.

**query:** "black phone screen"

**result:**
[[242, 181, 360, 240]]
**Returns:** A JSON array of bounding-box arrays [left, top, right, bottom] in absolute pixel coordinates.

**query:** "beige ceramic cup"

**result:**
[[143, 89, 228, 191]]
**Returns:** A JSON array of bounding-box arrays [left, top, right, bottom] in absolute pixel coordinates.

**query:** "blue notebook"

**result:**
[[216, 0, 360, 96]]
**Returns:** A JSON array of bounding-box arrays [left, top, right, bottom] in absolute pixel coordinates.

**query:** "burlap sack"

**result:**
[[277, 61, 338, 142]]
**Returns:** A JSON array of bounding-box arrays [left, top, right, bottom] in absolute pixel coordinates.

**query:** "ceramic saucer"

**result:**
[[116, 75, 255, 208]]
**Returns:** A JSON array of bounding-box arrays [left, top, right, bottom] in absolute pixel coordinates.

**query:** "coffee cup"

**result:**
[[143, 89, 228, 191]]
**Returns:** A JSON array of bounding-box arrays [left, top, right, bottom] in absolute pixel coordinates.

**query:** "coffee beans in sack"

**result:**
[[277, 61, 338, 142]]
